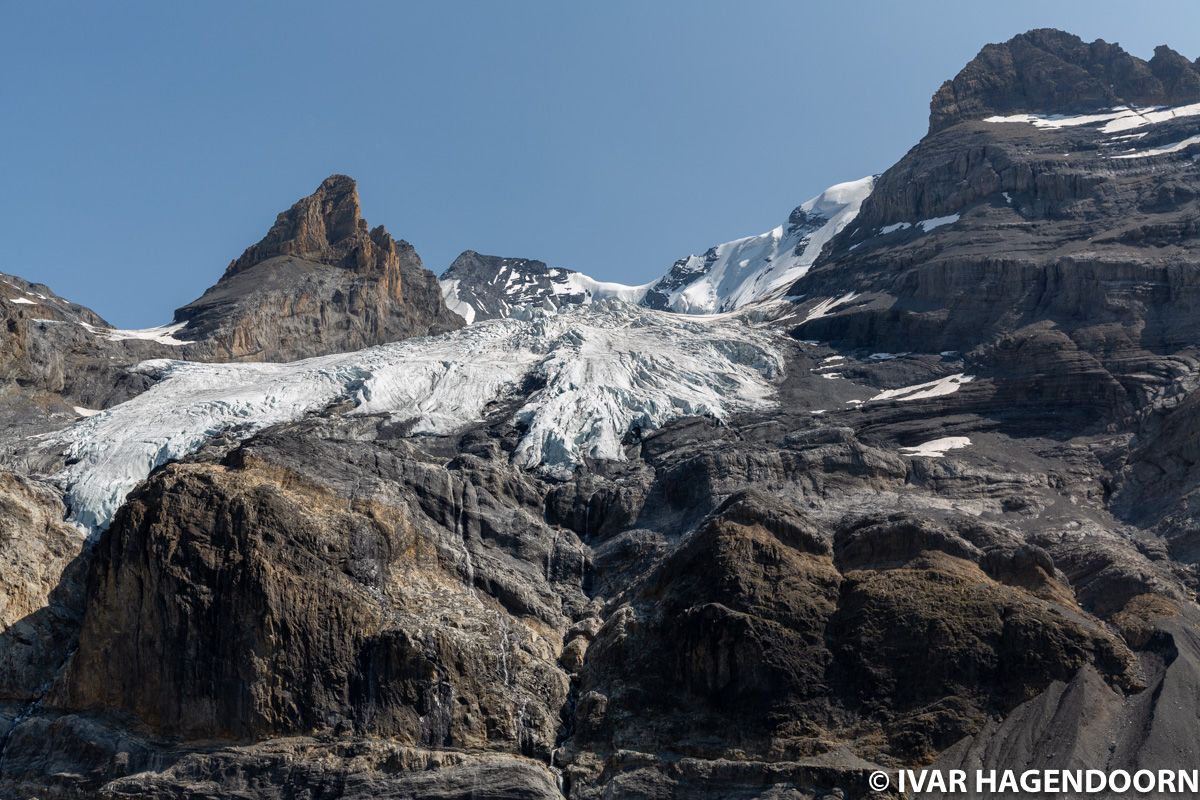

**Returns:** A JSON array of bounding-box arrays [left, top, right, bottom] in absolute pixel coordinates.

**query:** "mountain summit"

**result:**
[[174, 174, 462, 360], [224, 174, 405, 283], [930, 29, 1200, 131]]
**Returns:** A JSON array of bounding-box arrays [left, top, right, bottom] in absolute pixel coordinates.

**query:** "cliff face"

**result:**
[[929, 29, 1200, 132], [791, 32, 1200, 438]]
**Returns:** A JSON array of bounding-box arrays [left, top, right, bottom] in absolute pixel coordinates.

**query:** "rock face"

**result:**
[[792, 33, 1200, 438], [0, 471, 87, 706], [0, 274, 166, 439], [10, 26, 1200, 800], [929, 29, 1200, 132], [175, 175, 462, 361], [439, 251, 649, 324]]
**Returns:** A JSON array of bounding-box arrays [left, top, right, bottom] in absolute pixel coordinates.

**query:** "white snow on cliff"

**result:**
[[80, 321, 193, 345], [652, 177, 875, 314], [50, 302, 784, 531], [984, 102, 1200, 134]]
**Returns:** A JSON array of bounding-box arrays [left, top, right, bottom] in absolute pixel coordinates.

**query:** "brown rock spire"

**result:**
[[223, 175, 405, 292]]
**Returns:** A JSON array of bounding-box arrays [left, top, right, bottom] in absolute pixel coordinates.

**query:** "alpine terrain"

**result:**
[[5, 28, 1200, 799]]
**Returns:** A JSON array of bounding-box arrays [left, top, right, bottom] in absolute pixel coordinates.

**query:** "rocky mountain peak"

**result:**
[[223, 174, 410, 282], [164, 174, 461, 361], [929, 28, 1200, 132]]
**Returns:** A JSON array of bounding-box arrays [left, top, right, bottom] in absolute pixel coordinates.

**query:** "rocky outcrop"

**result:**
[[54, 417, 582, 752], [792, 33, 1200, 435], [175, 175, 462, 361], [929, 29, 1200, 132], [0, 471, 87, 705], [0, 274, 161, 438]]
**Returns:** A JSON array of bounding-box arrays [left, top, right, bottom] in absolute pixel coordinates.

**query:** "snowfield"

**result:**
[[80, 321, 193, 345], [50, 302, 784, 531]]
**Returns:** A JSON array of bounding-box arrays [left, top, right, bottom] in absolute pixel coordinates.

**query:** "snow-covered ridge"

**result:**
[[440, 177, 874, 323], [644, 177, 875, 314], [50, 302, 784, 531]]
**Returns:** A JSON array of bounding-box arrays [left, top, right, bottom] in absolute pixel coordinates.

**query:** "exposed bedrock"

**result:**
[[8, 26, 1200, 800]]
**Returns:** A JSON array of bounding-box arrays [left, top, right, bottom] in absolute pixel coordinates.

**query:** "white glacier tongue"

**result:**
[[51, 302, 783, 530]]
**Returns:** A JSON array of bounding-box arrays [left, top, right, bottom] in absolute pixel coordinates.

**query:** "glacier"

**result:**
[[49, 302, 785, 531]]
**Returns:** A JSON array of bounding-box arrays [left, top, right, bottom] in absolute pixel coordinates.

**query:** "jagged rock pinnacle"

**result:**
[[224, 174, 405, 280]]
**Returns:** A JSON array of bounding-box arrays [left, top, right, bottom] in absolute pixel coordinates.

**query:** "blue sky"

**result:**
[[4, 1, 1199, 326]]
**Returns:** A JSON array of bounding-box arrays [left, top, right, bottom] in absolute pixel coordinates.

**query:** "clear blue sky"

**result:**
[[4, 1, 1199, 326]]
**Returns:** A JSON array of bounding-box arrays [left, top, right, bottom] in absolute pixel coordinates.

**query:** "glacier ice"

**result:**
[[49, 302, 784, 531]]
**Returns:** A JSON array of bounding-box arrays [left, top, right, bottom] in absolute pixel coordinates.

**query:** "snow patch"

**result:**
[[801, 293, 859, 324], [10, 297, 36, 305], [919, 214, 960, 232], [440, 278, 477, 325], [899, 436, 971, 458], [1112, 135, 1200, 159], [81, 321, 193, 346], [869, 373, 974, 403], [72, 406, 102, 417], [877, 214, 959, 237], [984, 103, 1200, 134]]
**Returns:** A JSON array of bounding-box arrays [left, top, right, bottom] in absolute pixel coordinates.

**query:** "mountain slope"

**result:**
[[439, 177, 873, 323], [440, 251, 650, 323], [790, 29, 1200, 435], [641, 177, 874, 313]]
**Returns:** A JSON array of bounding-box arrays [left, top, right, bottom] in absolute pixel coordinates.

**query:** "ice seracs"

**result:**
[[50, 302, 784, 531]]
